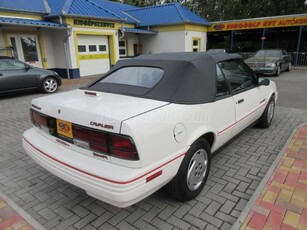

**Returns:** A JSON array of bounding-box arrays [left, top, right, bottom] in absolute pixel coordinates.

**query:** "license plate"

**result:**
[[56, 119, 73, 139]]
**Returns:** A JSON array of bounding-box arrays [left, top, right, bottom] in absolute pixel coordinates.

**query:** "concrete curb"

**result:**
[[231, 122, 305, 230], [0, 190, 46, 230]]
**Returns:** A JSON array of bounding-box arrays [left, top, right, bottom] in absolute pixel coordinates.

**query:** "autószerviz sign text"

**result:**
[[208, 16, 307, 31]]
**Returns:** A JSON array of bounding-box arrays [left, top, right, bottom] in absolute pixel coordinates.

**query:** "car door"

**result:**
[[219, 59, 265, 135], [212, 64, 236, 150], [0, 58, 38, 93]]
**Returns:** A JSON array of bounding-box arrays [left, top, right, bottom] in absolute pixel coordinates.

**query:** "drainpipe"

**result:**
[[119, 22, 125, 40], [63, 26, 72, 79]]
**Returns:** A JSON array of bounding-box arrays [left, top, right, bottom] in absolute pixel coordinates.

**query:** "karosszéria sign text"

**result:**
[[74, 19, 115, 28]]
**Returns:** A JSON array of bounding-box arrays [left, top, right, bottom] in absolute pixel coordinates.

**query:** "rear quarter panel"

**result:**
[[121, 98, 236, 168]]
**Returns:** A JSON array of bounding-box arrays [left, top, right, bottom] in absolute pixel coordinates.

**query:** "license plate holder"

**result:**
[[56, 119, 73, 139]]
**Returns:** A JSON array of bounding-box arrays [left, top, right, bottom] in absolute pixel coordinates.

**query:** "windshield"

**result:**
[[254, 50, 281, 57], [98, 66, 164, 88]]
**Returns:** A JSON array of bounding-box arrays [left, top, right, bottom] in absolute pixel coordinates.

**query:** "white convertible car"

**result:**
[[23, 51, 277, 207]]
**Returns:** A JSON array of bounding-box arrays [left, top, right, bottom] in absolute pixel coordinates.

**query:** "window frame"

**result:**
[[215, 64, 231, 100], [192, 37, 201, 52], [118, 39, 127, 57], [218, 59, 258, 95]]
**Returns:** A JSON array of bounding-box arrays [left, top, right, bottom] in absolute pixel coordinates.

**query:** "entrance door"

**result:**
[[8, 35, 43, 68]]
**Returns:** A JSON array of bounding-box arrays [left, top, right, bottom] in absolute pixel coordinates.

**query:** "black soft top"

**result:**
[[87, 52, 242, 104]]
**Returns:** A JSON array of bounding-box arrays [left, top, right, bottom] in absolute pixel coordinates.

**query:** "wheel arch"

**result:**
[[187, 130, 216, 151]]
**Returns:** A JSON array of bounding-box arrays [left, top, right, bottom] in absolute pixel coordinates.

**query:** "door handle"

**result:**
[[237, 99, 244, 104]]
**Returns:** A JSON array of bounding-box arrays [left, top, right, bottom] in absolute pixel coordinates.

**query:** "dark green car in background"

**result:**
[[0, 56, 61, 95], [245, 49, 292, 76]]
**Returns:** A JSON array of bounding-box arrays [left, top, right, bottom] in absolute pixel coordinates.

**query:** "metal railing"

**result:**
[[238, 52, 307, 66]]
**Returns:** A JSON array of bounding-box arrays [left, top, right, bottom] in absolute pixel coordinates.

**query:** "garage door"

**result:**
[[77, 35, 110, 77]]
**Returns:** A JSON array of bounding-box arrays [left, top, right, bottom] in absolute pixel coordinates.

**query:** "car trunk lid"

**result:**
[[31, 89, 169, 134]]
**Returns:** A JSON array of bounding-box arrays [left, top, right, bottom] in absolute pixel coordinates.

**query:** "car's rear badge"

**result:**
[[90, 121, 114, 130]]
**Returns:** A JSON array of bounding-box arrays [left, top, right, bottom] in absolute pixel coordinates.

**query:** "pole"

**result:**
[[230, 31, 234, 51], [261, 29, 266, 49], [295, 26, 303, 66]]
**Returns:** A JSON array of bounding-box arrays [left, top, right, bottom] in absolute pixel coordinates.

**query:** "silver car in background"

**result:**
[[245, 49, 292, 76]]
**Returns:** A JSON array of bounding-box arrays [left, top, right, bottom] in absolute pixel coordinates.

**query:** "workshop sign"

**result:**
[[73, 19, 115, 28], [208, 15, 307, 32]]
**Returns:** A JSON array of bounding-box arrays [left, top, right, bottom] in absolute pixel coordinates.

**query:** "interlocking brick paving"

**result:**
[[0, 197, 34, 230], [239, 124, 307, 230]]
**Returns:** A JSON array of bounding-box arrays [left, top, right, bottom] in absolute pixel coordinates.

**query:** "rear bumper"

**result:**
[[22, 128, 184, 207]]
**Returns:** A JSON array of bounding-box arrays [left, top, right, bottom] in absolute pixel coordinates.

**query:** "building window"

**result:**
[[89, 45, 97, 52], [192, 38, 201, 52], [78, 45, 86, 52], [99, 45, 107, 52], [119, 40, 127, 57]]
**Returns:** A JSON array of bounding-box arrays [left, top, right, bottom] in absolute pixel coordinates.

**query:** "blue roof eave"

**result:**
[[0, 17, 69, 29], [138, 21, 211, 28], [0, 7, 48, 15], [123, 27, 157, 34], [61, 13, 124, 22]]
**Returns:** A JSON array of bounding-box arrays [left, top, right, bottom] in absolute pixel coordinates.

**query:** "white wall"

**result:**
[[140, 31, 186, 54], [41, 29, 56, 68], [122, 33, 139, 56], [51, 30, 68, 69]]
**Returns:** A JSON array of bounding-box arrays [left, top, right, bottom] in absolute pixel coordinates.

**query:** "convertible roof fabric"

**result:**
[[87, 52, 242, 104]]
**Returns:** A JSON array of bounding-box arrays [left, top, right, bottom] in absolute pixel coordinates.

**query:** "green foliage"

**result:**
[[112, 0, 307, 21]]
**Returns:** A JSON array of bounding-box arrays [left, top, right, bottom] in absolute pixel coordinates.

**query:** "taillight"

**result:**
[[30, 109, 55, 134], [72, 125, 139, 161], [73, 125, 108, 153], [109, 134, 139, 160]]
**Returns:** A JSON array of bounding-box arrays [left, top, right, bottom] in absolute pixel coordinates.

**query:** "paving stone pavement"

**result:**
[[1, 85, 307, 230], [234, 123, 307, 230]]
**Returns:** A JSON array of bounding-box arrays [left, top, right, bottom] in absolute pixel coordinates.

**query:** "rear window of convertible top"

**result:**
[[97, 66, 164, 88]]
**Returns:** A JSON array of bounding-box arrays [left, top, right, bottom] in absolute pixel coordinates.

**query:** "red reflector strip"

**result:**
[[23, 136, 185, 185], [31, 104, 41, 110], [56, 139, 70, 146], [146, 170, 162, 183], [84, 91, 97, 96]]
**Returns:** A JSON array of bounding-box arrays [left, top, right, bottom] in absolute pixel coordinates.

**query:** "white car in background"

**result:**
[[23, 52, 278, 207]]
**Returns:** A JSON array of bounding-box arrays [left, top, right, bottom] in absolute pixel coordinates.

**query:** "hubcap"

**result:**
[[44, 79, 57, 93], [267, 101, 275, 123], [289, 63, 291, 71], [187, 149, 208, 191]]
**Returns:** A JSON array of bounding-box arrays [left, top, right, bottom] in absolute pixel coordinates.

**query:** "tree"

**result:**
[[109, 0, 307, 21]]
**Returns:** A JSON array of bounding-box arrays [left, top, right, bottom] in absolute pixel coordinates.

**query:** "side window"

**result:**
[[216, 64, 230, 97], [219, 60, 256, 93], [0, 59, 25, 70]]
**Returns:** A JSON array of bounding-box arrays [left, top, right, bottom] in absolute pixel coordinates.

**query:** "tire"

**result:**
[[42, 77, 59, 93], [257, 97, 275, 128], [286, 62, 292, 72], [167, 138, 211, 201], [275, 65, 281, 76]]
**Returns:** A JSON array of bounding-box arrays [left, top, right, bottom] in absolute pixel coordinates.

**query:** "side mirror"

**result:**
[[258, 78, 270, 86], [25, 64, 30, 70]]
